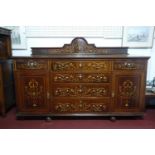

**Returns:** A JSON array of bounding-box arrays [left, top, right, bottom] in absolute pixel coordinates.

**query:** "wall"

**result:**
[[12, 26, 155, 81]]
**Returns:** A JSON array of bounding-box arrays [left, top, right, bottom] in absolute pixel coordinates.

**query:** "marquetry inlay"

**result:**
[[55, 100, 107, 112], [16, 60, 48, 70], [119, 80, 136, 97], [53, 61, 77, 71], [53, 61, 110, 72], [24, 79, 43, 107], [53, 73, 109, 83], [118, 80, 137, 108], [54, 85, 108, 97], [114, 61, 144, 70], [82, 61, 109, 71], [32, 37, 128, 55]]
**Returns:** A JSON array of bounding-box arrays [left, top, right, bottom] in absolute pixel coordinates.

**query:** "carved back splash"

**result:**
[[32, 37, 128, 55]]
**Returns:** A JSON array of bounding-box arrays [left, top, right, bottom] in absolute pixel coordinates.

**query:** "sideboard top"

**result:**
[[32, 37, 128, 56], [12, 37, 150, 59]]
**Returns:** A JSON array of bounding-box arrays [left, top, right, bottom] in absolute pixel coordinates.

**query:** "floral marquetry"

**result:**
[[119, 80, 136, 97], [53, 73, 110, 83], [24, 79, 44, 108], [15, 59, 48, 70], [54, 100, 108, 113], [52, 61, 111, 72], [114, 75, 141, 110], [54, 85, 109, 97]]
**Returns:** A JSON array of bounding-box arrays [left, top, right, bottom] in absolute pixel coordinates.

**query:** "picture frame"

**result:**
[[4, 26, 27, 49], [122, 26, 154, 48]]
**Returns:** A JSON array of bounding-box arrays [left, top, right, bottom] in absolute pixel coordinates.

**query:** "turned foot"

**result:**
[[110, 116, 116, 122], [46, 116, 52, 122]]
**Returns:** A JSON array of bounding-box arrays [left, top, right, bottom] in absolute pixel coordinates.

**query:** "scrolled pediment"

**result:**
[[32, 37, 128, 55]]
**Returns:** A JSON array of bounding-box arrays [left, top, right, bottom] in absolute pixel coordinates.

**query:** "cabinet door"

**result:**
[[15, 71, 50, 114], [113, 72, 145, 112]]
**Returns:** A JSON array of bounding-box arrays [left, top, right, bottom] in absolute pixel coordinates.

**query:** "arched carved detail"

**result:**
[[32, 37, 128, 55]]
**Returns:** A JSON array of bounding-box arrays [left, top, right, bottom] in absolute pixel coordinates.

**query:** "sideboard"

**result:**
[[0, 27, 15, 116], [13, 38, 149, 119]]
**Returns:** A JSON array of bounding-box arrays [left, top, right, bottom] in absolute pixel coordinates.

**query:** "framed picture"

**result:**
[[4, 26, 27, 49], [122, 26, 154, 48]]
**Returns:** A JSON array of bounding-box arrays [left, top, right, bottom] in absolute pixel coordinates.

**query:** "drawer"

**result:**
[[53, 84, 110, 97], [52, 60, 111, 72], [14, 59, 49, 70], [53, 98, 109, 113], [113, 60, 145, 70], [52, 73, 111, 83]]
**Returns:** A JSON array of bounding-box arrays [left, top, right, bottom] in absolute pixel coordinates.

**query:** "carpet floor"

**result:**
[[0, 108, 155, 129]]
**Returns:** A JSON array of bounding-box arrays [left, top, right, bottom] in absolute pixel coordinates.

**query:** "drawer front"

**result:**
[[53, 84, 110, 97], [113, 60, 145, 70], [52, 60, 111, 72], [15, 59, 48, 70], [52, 73, 111, 83], [53, 98, 109, 113]]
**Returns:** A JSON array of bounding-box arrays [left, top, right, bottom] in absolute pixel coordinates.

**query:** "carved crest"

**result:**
[[32, 37, 128, 55]]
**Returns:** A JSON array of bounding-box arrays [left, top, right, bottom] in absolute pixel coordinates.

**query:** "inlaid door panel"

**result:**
[[113, 72, 144, 112], [15, 71, 50, 113]]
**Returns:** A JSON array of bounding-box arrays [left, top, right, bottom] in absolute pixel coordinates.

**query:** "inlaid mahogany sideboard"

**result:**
[[0, 27, 15, 116], [13, 38, 149, 119]]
